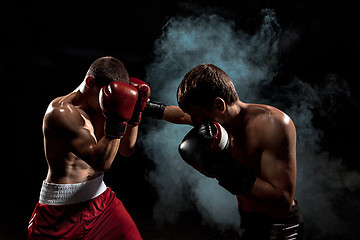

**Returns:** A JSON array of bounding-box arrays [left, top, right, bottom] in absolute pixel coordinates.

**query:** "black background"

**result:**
[[1, 0, 359, 239]]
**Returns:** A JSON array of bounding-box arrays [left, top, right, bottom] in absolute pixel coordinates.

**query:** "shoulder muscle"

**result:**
[[256, 107, 296, 153], [43, 101, 84, 137]]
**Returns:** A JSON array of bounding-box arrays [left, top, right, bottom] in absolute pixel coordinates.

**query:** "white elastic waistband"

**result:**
[[39, 174, 107, 205]]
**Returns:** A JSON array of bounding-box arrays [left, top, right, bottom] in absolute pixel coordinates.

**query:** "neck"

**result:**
[[72, 82, 92, 114], [74, 80, 86, 94], [223, 100, 247, 128]]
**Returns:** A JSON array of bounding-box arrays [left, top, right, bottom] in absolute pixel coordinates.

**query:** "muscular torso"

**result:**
[[227, 104, 296, 212], [43, 92, 105, 184]]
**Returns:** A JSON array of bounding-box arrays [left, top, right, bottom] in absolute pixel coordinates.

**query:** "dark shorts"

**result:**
[[28, 188, 142, 240], [239, 201, 304, 240]]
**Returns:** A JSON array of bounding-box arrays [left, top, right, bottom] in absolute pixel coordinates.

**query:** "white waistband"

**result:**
[[39, 174, 107, 205]]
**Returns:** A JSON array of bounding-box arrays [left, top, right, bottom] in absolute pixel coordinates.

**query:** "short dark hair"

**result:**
[[177, 64, 238, 111], [86, 56, 129, 86]]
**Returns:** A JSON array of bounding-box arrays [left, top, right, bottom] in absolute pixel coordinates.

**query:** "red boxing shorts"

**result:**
[[28, 175, 142, 240]]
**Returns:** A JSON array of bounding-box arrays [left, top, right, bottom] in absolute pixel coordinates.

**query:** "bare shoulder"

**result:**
[[43, 96, 84, 135], [247, 104, 296, 147]]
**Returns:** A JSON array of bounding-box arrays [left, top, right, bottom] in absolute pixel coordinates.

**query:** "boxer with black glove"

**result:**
[[179, 121, 256, 195], [176, 63, 304, 239]]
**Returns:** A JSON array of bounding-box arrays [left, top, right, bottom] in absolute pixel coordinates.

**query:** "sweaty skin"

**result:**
[[169, 100, 296, 218], [43, 80, 138, 184]]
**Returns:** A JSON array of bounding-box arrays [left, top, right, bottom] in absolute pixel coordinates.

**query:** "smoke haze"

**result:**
[[141, 9, 360, 239]]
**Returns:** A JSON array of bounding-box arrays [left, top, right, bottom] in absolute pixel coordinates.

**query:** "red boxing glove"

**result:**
[[128, 77, 151, 125], [99, 81, 138, 138]]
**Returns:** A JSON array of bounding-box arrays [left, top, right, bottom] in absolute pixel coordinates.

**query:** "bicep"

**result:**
[[261, 148, 296, 196], [69, 123, 120, 171], [69, 128, 97, 160], [260, 119, 297, 196]]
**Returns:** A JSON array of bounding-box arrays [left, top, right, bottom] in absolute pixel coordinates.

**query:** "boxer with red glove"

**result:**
[[128, 77, 151, 126], [179, 121, 256, 195], [99, 81, 139, 138], [28, 56, 143, 240]]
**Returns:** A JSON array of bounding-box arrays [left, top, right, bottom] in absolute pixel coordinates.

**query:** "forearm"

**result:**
[[243, 177, 293, 218], [163, 106, 192, 125], [92, 137, 121, 172], [90, 126, 137, 169], [119, 125, 138, 156], [143, 100, 192, 125]]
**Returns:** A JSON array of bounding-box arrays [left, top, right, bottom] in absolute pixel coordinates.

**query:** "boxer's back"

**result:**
[[231, 104, 297, 213]]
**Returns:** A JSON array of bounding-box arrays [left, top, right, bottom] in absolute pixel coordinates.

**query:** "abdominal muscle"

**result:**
[[45, 153, 101, 184], [44, 125, 101, 185]]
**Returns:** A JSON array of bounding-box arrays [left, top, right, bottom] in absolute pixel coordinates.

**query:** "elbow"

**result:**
[[274, 202, 292, 219], [92, 161, 112, 173], [119, 146, 135, 157], [271, 193, 293, 218], [101, 160, 113, 172], [118, 139, 136, 157], [120, 151, 134, 157], [90, 155, 113, 173]]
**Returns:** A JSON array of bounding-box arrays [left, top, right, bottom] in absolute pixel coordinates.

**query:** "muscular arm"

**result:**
[[119, 125, 138, 157], [118, 106, 188, 156], [243, 113, 297, 218], [163, 105, 193, 125], [144, 100, 192, 125], [45, 104, 120, 172]]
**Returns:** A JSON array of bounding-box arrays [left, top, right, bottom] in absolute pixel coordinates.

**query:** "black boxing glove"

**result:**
[[143, 99, 167, 119], [178, 121, 256, 195]]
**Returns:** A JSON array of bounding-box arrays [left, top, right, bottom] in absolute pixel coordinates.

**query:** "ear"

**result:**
[[212, 97, 226, 114], [85, 76, 95, 88]]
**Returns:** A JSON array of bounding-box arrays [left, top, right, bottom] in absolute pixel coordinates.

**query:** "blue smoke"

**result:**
[[146, 10, 279, 104], [142, 10, 280, 229], [140, 9, 360, 239]]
